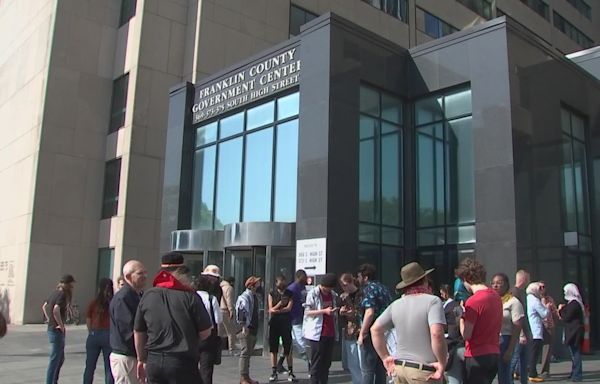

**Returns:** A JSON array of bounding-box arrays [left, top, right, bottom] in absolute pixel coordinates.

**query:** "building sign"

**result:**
[[296, 238, 326, 275], [192, 47, 301, 123]]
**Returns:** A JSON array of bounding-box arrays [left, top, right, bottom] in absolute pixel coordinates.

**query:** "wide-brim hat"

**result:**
[[245, 276, 262, 288], [396, 262, 434, 290]]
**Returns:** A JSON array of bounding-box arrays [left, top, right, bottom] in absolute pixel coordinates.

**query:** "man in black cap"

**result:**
[[371, 262, 447, 383], [42, 274, 76, 384], [134, 252, 212, 383]]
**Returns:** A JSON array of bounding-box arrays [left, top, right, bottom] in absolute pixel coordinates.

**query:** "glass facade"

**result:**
[[289, 5, 317, 37], [457, 0, 493, 20], [521, 0, 549, 21], [119, 0, 137, 27], [561, 107, 591, 251], [97, 248, 114, 287], [109, 74, 129, 133], [417, 8, 459, 39], [191, 92, 299, 229], [101, 159, 121, 219], [553, 12, 594, 49], [361, 0, 408, 23], [566, 0, 592, 20], [358, 85, 403, 282], [416, 88, 475, 246]]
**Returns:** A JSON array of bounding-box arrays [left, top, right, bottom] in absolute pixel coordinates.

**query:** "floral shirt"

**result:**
[[340, 289, 362, 339], [360, 280, 392, 324]]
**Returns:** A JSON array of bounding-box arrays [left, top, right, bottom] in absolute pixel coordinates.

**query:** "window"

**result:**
[[416, 88, 475, 246], [361, 0, 408, 23], [192, 91, 300, 229], [566, 0, 592, 20], [520, 0, 549, 21], [289, 5, 317, 37], [418, 8, 459, 39], [97, 248, 114, 286], [359, 85, 404, 247], [101, 159, 122, 219], [119, 0, 137, 27], [561, 107, 591, 250], [109, 74, 129, 133], [456, 0, 493, 20], [554, 12, 594, 48]]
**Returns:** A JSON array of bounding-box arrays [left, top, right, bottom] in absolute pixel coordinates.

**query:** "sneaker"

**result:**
[[540, 372, 550, 379], [269, 372, 278, 382], [528, 376, 545, 383], [287, 372, 298, 382], [513, 373, 520, 380]]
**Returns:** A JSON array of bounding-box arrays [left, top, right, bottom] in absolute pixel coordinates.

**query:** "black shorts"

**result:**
[[268, 317, 292, 354]]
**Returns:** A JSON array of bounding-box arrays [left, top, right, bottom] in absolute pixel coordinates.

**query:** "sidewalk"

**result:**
[[0, 324, 598, 383]]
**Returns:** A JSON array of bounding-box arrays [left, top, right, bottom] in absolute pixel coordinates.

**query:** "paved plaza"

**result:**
[[1, 324, 599, 383]]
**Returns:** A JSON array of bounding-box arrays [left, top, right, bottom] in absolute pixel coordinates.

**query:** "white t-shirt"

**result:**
[[500, 296, 524, 336], [196, 290, 222, 326], [376, 294, 446, 364]]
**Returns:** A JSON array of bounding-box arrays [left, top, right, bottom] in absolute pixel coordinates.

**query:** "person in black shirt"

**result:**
[[42, 274, 75, 384], [268, 274, 296, 382], [134, 252, 212, 384], [109, 260, 147, 384]]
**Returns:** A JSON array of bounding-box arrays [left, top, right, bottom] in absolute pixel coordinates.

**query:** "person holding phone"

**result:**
[[303, 273, 340, 384]]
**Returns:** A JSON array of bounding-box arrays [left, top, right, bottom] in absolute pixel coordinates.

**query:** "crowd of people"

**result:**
[[40, 252, 586, 384]]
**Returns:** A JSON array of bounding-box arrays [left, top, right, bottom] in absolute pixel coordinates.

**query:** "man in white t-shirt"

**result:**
[[371, 262, 447, 383]]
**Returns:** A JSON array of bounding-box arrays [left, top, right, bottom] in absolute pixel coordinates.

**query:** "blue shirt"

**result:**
[[287, 281, 306, 324]]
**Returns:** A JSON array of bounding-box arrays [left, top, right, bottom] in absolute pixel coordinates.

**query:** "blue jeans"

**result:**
[[446, 346, 464, 384], [359, 337, 387, 384], [343, 339, 362, 384], [84, 330, 113, 384], [497, 335, 511, 384], [568, 344, 582, 381], [46, 329, 65, 384], [510, 341, 528, 384]]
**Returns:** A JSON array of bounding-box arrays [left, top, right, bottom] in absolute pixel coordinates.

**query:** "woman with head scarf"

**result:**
[[525, 282, 551, 382], [558, 283, 585, 382]]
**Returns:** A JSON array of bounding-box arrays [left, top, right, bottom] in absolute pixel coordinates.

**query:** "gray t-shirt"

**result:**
[[377, 294, 446, 364]]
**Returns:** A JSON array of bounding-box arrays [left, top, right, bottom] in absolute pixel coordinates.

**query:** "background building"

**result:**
[[0, 0, 598, 325]]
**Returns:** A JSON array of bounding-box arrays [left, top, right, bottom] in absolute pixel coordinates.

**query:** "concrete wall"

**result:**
[[0, 0, 56, 324]]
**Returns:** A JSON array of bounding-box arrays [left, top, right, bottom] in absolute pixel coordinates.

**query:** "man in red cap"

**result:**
[[235, 275, 262, 384]]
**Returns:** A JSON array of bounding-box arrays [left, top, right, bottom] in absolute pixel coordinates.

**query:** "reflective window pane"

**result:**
[[247, 101, 274, 130], [562, 136, 577, 232], [277, 92, 299, 120], [215, 138, 243, 228], [445, 89, 472, 119], [274, 120, 299, 222], [571, 114, 585, 141], [417, 227, 445, 246], [446, 117, 475, 224], [220, 112, 244, 139], [359, 224, 380, 243], [416, 96, 443, 125], [382, 227, 403, 246], [381, 93, 402, 123], [360, 116, 377, 139], [192, 146, 216, 229], [360, 134, 377, 223], [243, 128, 273, 222], [561, 108, 571, 134], [360, 86, 379, 116], [196, 122, 217, 147], [417, 124, 444, 226], [102, 159, 122, 219], [573, 140, 590, 234], [381, 132, 401, 226]]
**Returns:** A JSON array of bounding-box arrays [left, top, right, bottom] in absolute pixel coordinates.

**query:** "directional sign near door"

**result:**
[[296, 238, 327, 275]]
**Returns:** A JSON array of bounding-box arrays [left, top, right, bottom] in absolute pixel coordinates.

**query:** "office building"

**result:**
[[0, 0, 598, 329]]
